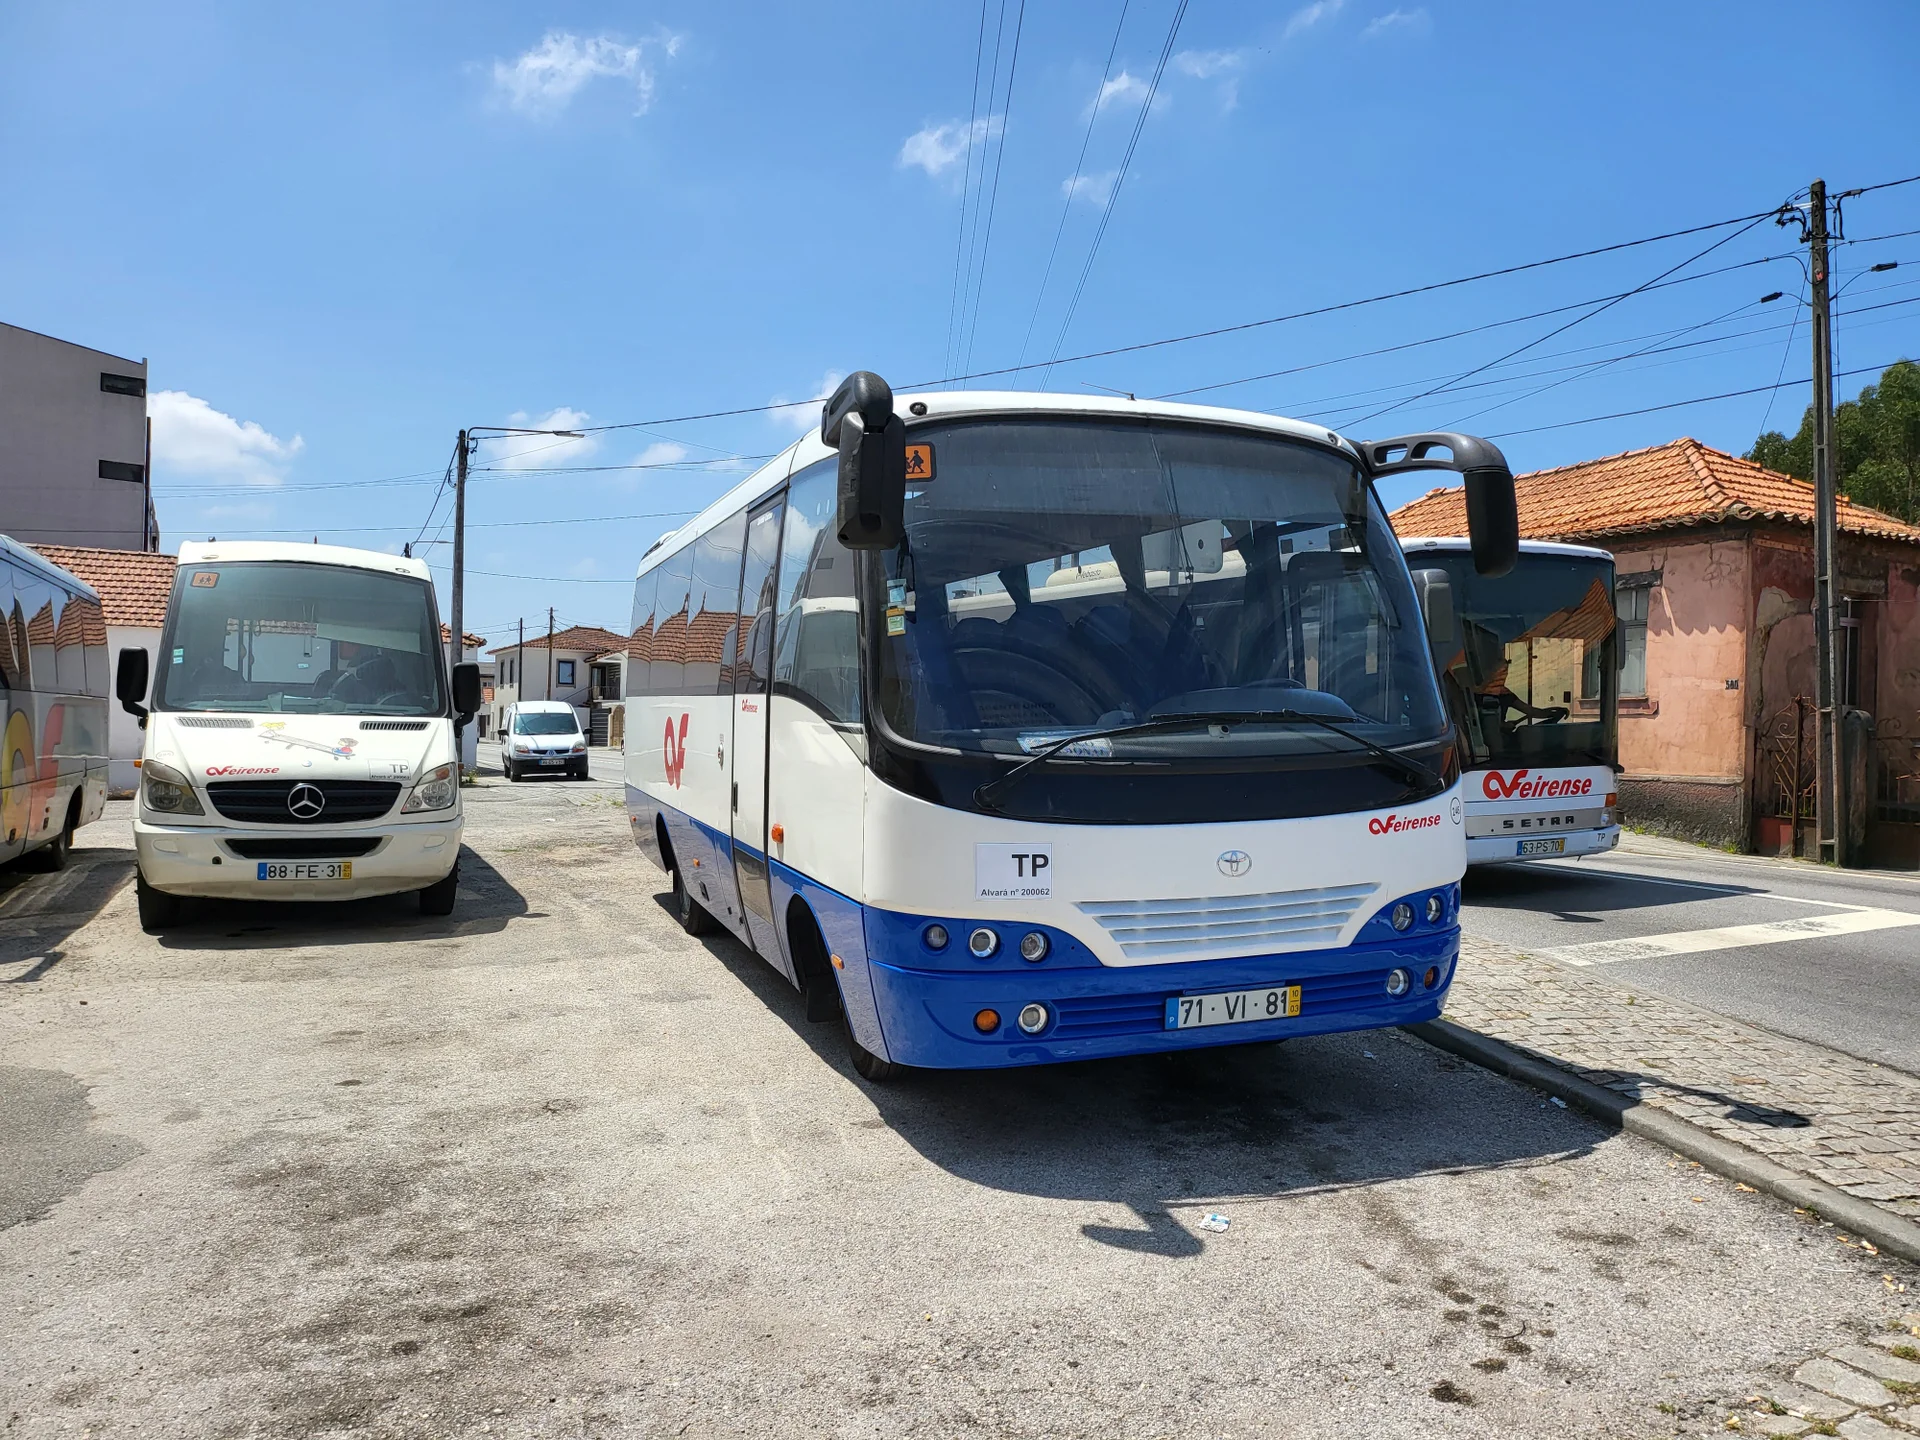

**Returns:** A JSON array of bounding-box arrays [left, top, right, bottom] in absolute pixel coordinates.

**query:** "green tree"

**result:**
[[1746, 359, 1920, 523]]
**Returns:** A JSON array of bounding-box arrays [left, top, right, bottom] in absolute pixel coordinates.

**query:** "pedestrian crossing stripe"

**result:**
[[1545, 906, 1920, 967]]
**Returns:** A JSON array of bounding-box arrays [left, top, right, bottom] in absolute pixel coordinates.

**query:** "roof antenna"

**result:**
[[403, 542, 412, 557], [1079, 381, 1136, 401]]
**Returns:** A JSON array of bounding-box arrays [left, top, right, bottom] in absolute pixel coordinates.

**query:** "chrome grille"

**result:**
[[206, 780, 401, 824], [1077, 882, 1379, 961]]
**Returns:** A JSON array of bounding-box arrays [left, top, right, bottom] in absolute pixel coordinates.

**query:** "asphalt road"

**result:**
[[0, 759, 1913, 1439], [1462, 834, 1920, 1075]]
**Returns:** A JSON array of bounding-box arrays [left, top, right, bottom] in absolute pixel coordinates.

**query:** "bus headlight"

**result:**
[[141, 760, 204, 816], [1385, 968, 1412, 997], [1017, 1003, 1049, 1034], [968, 927, 999, 958], [1425, 894, 1444, 924], [924, 924, 950, 951], [401, 763, 458, 813], [1391, 902, 1414, 931], [1019, 931, 1050, 962]]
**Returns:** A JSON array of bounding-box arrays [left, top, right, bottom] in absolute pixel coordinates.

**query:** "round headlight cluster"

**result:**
[[924, 924, 950, 951], [1390, 902, 1414, 932], [1016, 1003, 1049, 1034], [1018, 931, 1049, 962], [1425, 893, 1444, 924], [968, 927, 999, 958], [1385, 967, 1412, 997]]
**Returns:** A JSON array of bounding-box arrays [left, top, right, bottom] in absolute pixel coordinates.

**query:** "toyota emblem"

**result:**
[[1217, 849, 1251, 878], [287, 783, 326, 820]]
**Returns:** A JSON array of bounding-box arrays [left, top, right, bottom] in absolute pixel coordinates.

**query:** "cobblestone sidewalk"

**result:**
[[1726, 1318, 1920, 1437], [1446, 939, 1920, 1224]]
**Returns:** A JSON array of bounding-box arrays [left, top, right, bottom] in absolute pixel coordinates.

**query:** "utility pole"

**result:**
[[517, 617, 524, 698], [546, 607, 555, 701], [449, 430, 469, 686], [1807, 179, 1845, 865]]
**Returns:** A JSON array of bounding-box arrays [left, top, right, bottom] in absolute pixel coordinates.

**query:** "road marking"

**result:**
[[1536, 861, 1866, 908], [1544, 906, 1920, 966]]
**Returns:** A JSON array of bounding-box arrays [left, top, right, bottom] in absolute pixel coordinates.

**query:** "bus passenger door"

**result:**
[[730, 498, 790, 976]]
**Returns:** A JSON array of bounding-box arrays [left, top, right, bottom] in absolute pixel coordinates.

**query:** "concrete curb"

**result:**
[[1405, 1017, 1920, 1267]]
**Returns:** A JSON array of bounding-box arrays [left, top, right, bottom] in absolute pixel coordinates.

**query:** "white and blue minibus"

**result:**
[[623, 375, 1518, 1079]]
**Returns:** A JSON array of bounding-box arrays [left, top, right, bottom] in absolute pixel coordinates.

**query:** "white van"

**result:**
[[498, 699, 589, 780], [115, 541, 483, 932]]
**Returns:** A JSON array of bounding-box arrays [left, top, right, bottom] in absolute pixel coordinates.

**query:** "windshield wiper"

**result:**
[[973, 709, 1440, 813]]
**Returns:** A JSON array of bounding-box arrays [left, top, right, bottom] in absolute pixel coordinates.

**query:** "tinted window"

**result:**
[[774, 460, 861, 724], [650, 545, 695, 696], [627, 569, 659, 698], [688, 511, 746, 697], [514, 712, 579, 735], [154, 562, 443, 715]]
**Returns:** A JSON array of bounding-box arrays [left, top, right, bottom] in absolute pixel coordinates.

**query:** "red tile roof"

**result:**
[[28, 544, 178, 627], [439, 623, 488, 650], [1388, 437, 1920, 546], [487, 624, 626, 657]]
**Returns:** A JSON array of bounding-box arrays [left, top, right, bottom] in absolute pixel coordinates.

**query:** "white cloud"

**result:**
[[482, 408, 599, 471], [898, 116, 1004, 178], [149, 390, 303, 488], [1085, 70, 1154, 120], [490, 30, 680, 118], [634, 441, 690, 468], [1361, 7, 1431, 39], [1061, 170, 1119, 208], [1283, 0, 1347, 41], [1172, 48, 1248, 108], [1173, 49, 1245, 79], [768, 371, 844, 435]]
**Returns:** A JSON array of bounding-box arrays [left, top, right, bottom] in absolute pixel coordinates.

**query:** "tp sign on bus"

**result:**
[[976, 844, 1054, 900]]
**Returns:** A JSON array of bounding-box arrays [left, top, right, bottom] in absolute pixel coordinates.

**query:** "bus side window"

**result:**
[[774, 460, 861, 724], [690, 511, 747, 698], [628, 569, 659, 699], [652, 547, 695, 698]]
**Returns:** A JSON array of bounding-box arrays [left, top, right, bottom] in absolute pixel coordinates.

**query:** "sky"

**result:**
[[3, 1, 1917, 645]]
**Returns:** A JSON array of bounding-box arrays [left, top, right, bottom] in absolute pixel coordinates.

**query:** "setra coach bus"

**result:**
[[623, 375, 1519, 1079], [1401, 537, 1621, 865]]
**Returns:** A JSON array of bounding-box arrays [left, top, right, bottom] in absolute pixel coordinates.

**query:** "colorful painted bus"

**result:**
[[1401, 537, 1620, 864], [624, 376, 1518, 1079], [1, 534, 110, 869]]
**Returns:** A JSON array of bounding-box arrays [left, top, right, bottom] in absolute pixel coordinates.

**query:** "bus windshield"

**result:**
[[153, 562, 445, 716], [1420, 549, 1617, 771], [874, 417, 1446, 760]]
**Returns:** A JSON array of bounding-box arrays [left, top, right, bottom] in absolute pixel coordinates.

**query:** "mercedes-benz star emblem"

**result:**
[[1217, 849, 1251, 878], [287, 783, 326, 820]]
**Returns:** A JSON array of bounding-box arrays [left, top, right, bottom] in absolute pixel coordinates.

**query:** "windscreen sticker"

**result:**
[[171, 648, 184, 665], [190, 571, 219, 588], [904, 443, 934, 481], [976, 843, 1053, 900]]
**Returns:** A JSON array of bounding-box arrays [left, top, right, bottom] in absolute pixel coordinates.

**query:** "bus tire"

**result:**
[[135, 872, 182, 933], [32, 797, 79, 871], [787, 898, 905, 1083], [848, 1031, 903, 1084], [672, 863, 718, 936], [418, 863, 459, 917]]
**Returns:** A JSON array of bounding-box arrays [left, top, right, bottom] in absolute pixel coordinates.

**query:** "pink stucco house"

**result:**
[[1391, 438, 1920, 866]]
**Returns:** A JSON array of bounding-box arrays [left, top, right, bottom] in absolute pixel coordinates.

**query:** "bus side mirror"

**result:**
[[1463, 465, 1518, 579], [1360, 431, 1519, 577], [451, 662, 482, 721], [1411, 569, 1454, 652], [822, 371, 906, 551], [116, 646, 150, 722]]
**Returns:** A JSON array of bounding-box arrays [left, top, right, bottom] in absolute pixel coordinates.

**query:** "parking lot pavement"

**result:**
[[2, 780, 1915, 1439], [1462, 836, 1920, 1074]]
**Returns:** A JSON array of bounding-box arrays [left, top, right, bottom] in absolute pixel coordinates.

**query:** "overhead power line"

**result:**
[[961, 0, 1028, 380], [1016, 0, 1132, 373], [1041, 0, 1190, 386], [944, 0, 994, 379], [1482, 359, 1905, 441]]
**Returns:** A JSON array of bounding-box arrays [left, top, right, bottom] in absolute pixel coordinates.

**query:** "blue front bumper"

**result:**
[[863, 928, 1459, 1069]]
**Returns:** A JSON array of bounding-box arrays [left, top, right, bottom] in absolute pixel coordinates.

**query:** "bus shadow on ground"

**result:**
[[669, 891, 1604, 1259], [0, 845, 137, 983], [154, 845, 527, 949], [1464, 861, 1770, 925]]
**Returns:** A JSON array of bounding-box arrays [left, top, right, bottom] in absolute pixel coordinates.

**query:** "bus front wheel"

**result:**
[[136, 872, 182, 933]]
